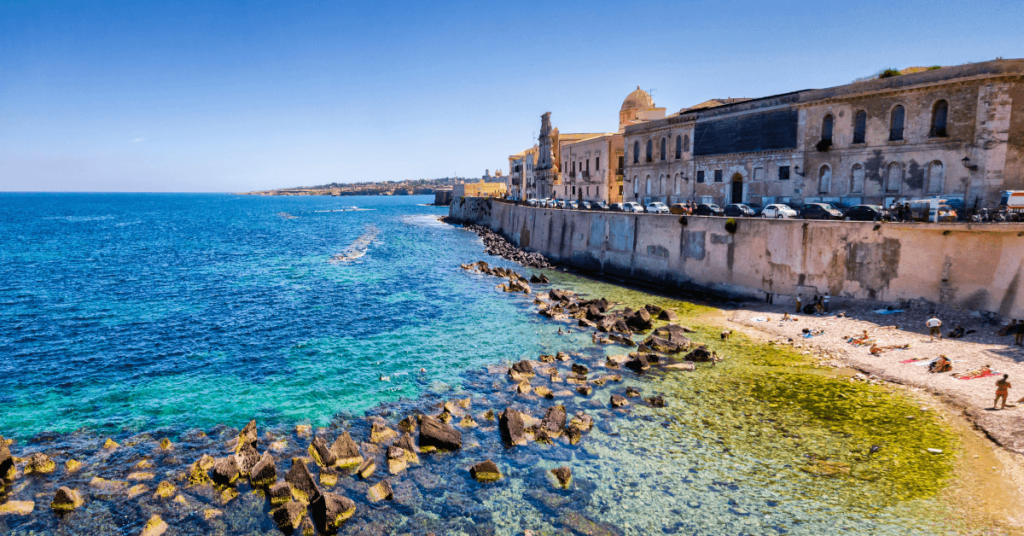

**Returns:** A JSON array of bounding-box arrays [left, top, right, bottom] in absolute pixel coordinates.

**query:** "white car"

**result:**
[[526, 198, 539, 206], [645, 202, 670, 214], [622, 202, 644, 213], [761, 204, 798, 218]]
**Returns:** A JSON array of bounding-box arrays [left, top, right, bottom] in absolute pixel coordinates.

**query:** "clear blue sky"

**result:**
[[2, 0, 1021, 192]]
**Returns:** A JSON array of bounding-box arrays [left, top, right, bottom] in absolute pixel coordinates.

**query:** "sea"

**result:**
[[0, 193, 967, 535]]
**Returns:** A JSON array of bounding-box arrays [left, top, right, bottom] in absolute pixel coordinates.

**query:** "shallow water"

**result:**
[[0, 194, 966, 534]]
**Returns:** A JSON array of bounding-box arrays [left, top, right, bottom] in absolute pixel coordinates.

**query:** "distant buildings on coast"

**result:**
[[505, 58, 1024, 209]]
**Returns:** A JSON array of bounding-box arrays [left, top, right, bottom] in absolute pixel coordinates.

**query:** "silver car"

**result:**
[[645, 202, 670, 214], [622, 202, 644, 213]]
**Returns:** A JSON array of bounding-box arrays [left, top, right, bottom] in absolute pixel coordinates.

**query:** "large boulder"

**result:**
[[237, 420, 258, 452], [644, 304, 663, 316], [658, 309, 678, 321], [308, 437, 336, 468], [329, 432, 363, 468], [235, 441, 259, 476], [624, 354, 650, 373], [418, 415, 462, 451], [653, 324, 695, 342], [510, 360, 535, 377], [0, 437, 12, 479], [684, 347, 713, 362], [642, 335, 687, 354], [499, 407, 527, 447], [210, 456, 240, 486], [310, 491, 356, 533], [625, 307, 653, 331], [285, 460, 321, 504], [585, 305, 605, 321], [250, 453, 277, 488], [50, 487, 83, 512], [271, 500, 305, 533], [539, 405, 567, 439]]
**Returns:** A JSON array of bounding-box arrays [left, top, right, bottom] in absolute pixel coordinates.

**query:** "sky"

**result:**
[[1, 0, 1022, 192]]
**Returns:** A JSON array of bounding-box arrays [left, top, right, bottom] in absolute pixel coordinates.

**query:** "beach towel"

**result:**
[[913, 357, 940, 367], [956, 370, 1000, 380], [874, 309, 904, 315], [900, 357, 930, 364], [848, 338, 875, 347], [752, 317, 766, 322]]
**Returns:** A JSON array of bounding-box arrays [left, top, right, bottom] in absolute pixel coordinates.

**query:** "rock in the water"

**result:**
[[517, 380, 532, 394], [624, 354, 650, 373], [154, 481, 175, 499], [0, 438, 12, 479], [300, 516, 316, 536], [396, 433, 419, 463], [398, 416, 417, 434], [250, 452, 277, 487], [187, 455, 214, 486], [418, 415, 462, 451], [610, 395, 629, 408], [571, 363, 589, 375], [551, 467, 572, 489], [684, 346, 713, 362], [533, 386, 554, 399], [625, 387, 641, 398], [470, 459, 502, 482], [140, 515, 168, 536], [285, 460, 321, 505], [576, 385, 593, 396], [310, 491, 356, 533], [0, 501, 34, 516], [308, 436, 337, 468], [103, 438, 119, 450], [645, 395, 666, 407], [370, 422, 398, 444], [295, 424, 312, 438], [367, 480, 393, 502], [387, 446, 409, 475], [539, 405, 567, 438], [237, 419, 258, 452], [569, 411, 594, 432], [653, 323, 695, 342], [510, 360, 535, 377], [658, 309, 678, 321], [235, 441, 259, 476], [318, 467, 338, 487], [608, 333, 635, 346], [210, 456, 240, 486], [644, 304, 663, 316], [625, 307, 653, 331], [25, 452, 55, 474], [50, 487, 83, 512], [499, 407, 527, 447], [642, 334, 687, 354], [271, 501, 305, 533], [269, 482, 292, 505], [356, 459, 376, 479], [329, 432, 363, 468]]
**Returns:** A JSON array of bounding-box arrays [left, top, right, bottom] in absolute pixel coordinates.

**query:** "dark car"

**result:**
[[844, 204, 886, 221], [608, 203, 625, 212], [801, 203, 844, 220], [693, 204, 724, 216], [723, 204, 756, 217], [593, 201, 609, 211], [579, 201, 592, 210]]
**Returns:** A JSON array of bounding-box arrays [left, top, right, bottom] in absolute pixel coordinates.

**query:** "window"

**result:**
[[571, 161, 575, 174], [886, 162, 902, 192], [675, 135, 682, 159], [818, 165, 831, 194], [779, 166, 790, 180], [674, 173, 681, 194], [753, 167, 764, 182], [889, 105, 905, 141], [618, 156, 624, 171], [821, 114, 834, 142], [927, 161, 944, 194], [660, 138, 666, 161], [595, 157, 600, 170], [646, 140, 653, 162], [714, 170, 723, 183], [851, 163, 864, 193], [585, 159, 590, 172], [697, 170, 705, 183], [619, 185, 623, 195], [930, 100, 948, 137], [659, 174, 665, 193], [633, 141, 639, 164], [633, 176, 638, 195], [853, 110, 867, 144], [645, 176, 651, 195], [683, 135, 690, 152]]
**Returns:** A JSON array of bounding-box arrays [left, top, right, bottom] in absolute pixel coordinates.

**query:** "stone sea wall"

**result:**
[[450, 198, 1024, 317]]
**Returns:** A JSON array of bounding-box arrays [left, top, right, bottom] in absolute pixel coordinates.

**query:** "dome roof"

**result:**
[[621, 86, 654, 111]]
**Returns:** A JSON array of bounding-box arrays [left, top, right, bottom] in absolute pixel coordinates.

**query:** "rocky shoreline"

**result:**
[[446, 218, 552, 269]]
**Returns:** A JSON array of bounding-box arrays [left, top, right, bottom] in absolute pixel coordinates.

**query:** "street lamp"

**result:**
[[961, 156, 978, 171]]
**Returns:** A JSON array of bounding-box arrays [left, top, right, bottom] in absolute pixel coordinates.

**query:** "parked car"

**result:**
[[555, 200, 569, 209], [669, 203, 690, 215], [723, 204, 756, 217], [593, 201, 609, 211], [645, 202, 670, 214], [622, 202, 644, 213], [608, 203, 625, 212], [801, 203, 844, 220], [844, 204, 886, 221], [526, 198, 539, 207], [539, 198, 553, 208], [568, 200, 579, 210], [579, 201, 592, 210], [693, 204, 724, 216], [761, 204, 798, 218]]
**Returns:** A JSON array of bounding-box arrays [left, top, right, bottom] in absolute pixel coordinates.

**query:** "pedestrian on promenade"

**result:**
[[1013, 320, 1024, 347], [994, 374, 1011, 410], [926, 315, 942, 340], [823, 293, 830, 312], [795, 294, 802, 314]]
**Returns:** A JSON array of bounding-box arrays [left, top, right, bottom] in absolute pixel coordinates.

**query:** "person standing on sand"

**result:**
[[994, 374, 1011, 409], [795, 294, 802, 314], [1013, 320, 1024, 347], [823, 293, 830, 312], [926, 315, 942, 340]]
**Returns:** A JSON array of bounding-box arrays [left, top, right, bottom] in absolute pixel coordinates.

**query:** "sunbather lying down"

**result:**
[[869, 343, 911, 355], [954, 365, 997, 380], [929, 356, 952, 373]]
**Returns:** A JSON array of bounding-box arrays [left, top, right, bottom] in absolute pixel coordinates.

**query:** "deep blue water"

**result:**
[[0, 193, 555, 437]]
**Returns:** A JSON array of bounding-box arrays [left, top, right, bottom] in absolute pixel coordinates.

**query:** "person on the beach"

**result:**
[[926, 315, 942, 340], [998, 319, 1017, 337], [929, 355, 951, 373], [782, 312, 791, 321], [1013, 320, 1024, 347], [795, 294, 802, 314], [869, 343, 881, 355], [557, 327, 563, 335], [823, 293, 830, 312], [994, 374, 1011, 409]]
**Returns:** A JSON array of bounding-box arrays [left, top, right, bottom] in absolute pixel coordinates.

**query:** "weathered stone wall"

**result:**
[[451, 198, 1024, 317]]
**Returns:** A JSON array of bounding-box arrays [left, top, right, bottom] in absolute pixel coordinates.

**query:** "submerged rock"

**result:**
[[367, 480, 394, 502], [625, 387, 641, 398], [50, 487, 83, 512], [551, 467, 572, 489], [187, 454, 215, 486], [645, 395, 666, 408], [310, 491, 356, 533], [25, 452, 55, 474], [419, 415, 462, 451], [610, 395, 629, 408], [499, 407, 527, 447], [250, 452, 277, 488], [154, 481, 176, 499], [0, 501, 34, 516], [469, 459, 502, 482], [140, 515, 168, 536]]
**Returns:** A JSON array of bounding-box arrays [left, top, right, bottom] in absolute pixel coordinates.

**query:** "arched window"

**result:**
[[853, 110, 867, 144], [633, 176, 638, 195], [927, 161, 944, 194], [683, 135, 690, 152], [645, 140, 653, 162], [889, 105, 905, 141], [675, 135, 682, 159], [674, 173, 681, 194], [659, 173, 665, 194], [660, 138, 666, 161], [821, 114, 834, 142], [645, 175, 651, 195], [633, 141, 639, 164], [886, 162, 902, 192], [930, 100, 948, 137], [818, 165, 832, 194], [850, 163, 865, 193]]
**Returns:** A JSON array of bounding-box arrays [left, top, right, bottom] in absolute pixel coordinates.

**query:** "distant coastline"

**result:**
[[238, 178, 461, 197]]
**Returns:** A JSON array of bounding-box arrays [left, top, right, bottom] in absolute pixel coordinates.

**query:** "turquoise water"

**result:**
[[0, 194, 960, 535]]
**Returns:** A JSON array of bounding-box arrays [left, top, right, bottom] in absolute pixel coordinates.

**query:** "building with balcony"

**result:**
[[508, 145, 537, 200]]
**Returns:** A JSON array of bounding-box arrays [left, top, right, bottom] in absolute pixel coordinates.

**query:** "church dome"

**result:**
[[621, 86, 654, 111]]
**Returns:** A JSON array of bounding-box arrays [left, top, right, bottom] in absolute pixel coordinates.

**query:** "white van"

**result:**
[[904, 198, 957, 222], [1000, 191, 1024, 213]]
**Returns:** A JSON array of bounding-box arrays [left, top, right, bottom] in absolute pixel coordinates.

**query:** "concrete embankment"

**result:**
[[449, 197, 1024, 318]]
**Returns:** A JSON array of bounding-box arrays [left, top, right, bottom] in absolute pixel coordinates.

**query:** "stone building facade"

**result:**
[[624, 59, 1024, 209], [508, 145, 537, 200], [532, 112, 603, 200], [555, 133, 625, 203]]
